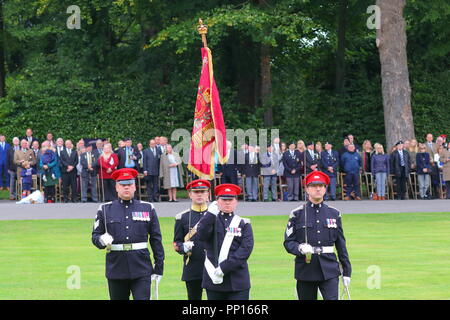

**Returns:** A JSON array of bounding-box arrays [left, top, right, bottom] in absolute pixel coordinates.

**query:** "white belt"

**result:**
[[110, 242, 148, 251], [312, 246, 334, 254]]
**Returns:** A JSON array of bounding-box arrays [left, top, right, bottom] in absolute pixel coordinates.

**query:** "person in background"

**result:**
[[408, 139, 418, 172], [160, 144, 184, 202], [296, 140, 306, 153], [39, 142, 60, 203], [338, 138, 350, 156], [0, 135, 10, 191], [340, 144, 362, 200], [14, 139, 36, 183], [260, 144, 279, 202], [283, 142, 302, 202], [45, 132, 56, 148], [361, 140, 373, 174], [371, 143, 390, 200], [31, 140, 40, 171], [315, 142, 323, 162], [55, 138, 65, 158], [321, 142, 339, 201], [241, 145, 260, 202], [304, 141, 321, 175], [346, 134, 360, 152], [136, 143, 145, 174], [439, 143, 450, 199], [22, 128, 38, 147], [416, 144, 432, 200], [80, 144, 99, 203], [20, 160, 35, 198], [143, 139, 161, 202], [98, 143, 119, 201], [60, 140, 79, 203], [7, 137, 20, 200], [390, 140, 411, 200]]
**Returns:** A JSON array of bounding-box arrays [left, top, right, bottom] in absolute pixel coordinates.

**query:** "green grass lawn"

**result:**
[[0, 212, 449, 300]]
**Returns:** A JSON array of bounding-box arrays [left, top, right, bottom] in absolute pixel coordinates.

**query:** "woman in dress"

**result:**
[[160, 144, 184, 202]]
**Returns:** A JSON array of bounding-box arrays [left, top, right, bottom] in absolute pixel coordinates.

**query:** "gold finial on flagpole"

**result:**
[[197, 18, 208, 48]]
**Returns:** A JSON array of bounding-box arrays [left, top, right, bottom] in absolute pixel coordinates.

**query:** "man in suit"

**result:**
[[143, 139, 161, 202], [14, 139, 36, 182], [390, 140, 411, 200], [31, 140, 40, 171], [241, 145, 260, 201], [304, 141, 321, 174], [136, 143, 145, 174], [283, 142, 303, 201], [22, 128, 38, 147], [0, 135, 10, 190], [7, 137, 20, 199], [260, 144, 279, 201], [321, 142, 340, 201], [60, 139, 79, 202], [117, 138, 141, 170], [55, 138, 65, 158], [424, 133, 440, 199], [80, 144, 99, 202], [93, 139, 104, 158], [217, 141, 238, 185]]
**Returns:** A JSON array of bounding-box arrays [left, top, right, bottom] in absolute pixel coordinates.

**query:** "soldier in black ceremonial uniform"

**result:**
[[196, 183, 254, 300], [173, 179, 210, 300], [284, 171, 351, 300], [92, 168, 165, 300]]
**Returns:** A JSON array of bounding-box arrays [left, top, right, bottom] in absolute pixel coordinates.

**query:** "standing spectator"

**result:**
[[408, 139, 419, 171], [136, 143, 145, 174], [338, 138, 350, 156], [80, 144, 99, 203], [20, 161, 35, 198], [439, 144, 450, 199], [321, 141, 339, 201], [390, 140, 411, 200], [283, 142, 302, 201], [296, 140, 306, 153], [7, 137, 20, 200], [346, 134, 361, 152], [241, 145, 260, 201], [93, 139, 104, 158], [39, 142, 60, 203], [217, 140, 238, 185], [371, 143, 390, 200], [260, 144, 278, 202], [14, 139, 36, 181], [416, 144, 432, 199], [45, 132, 56, 148], [31, 140, 40, 171], [22, 128, 38, 147], [315, 142, 323, 161], [160, 136, 169, 154], [143, 139, 161, 202], [361, 140, 373, 173], [55, 138, 65, 158], [60, 140, 79, 203], [340, 144, 362, 200], [273, 137, 281, 155], [98, 143, 119, 201], [117, 138, 141, 169], [304, 141, 321, 174], [160, 144, 184, 202], [277, 142, 287, 178], [0, 135, 10, 190]]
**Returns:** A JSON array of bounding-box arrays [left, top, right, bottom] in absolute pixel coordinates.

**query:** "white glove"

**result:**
[[214, 267, 224, 277], [298, 243, 313, 255], [183, 241, 194, 253], [208, 200, 220, 216], [343, 276, 351, 287], [99, 233, 114, 246], [151, 274, 162, 284]]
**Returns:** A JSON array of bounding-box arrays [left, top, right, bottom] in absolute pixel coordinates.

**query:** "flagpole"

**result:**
[[198, 19, 208, 48]]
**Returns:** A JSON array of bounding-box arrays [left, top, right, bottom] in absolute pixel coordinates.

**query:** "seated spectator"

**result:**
[[371, 143, 389, 200]]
